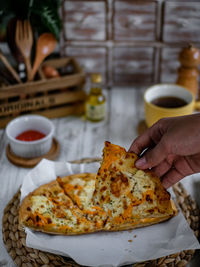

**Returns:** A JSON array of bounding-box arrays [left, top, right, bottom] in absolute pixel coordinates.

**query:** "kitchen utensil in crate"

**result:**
[[15, 20, 33, 81], [31, 33, 57, 81], [0, 49, 21, 83]]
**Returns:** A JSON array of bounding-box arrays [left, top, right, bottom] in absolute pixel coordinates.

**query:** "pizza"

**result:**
[[19, 173, 107, 235], [19, 142, 177, 235], [93, 141, 177, 231]]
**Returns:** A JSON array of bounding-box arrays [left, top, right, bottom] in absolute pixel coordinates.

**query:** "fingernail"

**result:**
[[135, 157, 147, 168]]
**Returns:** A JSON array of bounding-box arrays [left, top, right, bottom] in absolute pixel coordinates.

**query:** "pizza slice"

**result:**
[[93, 141, 177, 231], [56, 173, 96, 210], [19, 175, 106, 235], [56, 173, 107, 225]]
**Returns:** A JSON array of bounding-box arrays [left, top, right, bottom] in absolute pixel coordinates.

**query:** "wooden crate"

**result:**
[[0, 57, 86, 128]]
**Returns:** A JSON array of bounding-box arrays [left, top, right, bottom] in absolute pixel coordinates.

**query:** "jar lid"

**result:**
[[91, 73, 102, 83]]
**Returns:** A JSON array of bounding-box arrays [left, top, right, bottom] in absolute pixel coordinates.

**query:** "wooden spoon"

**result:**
[[31, 33, 57, 81]]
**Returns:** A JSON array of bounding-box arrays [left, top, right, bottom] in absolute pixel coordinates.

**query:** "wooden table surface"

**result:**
[[0, 88, 200, 266]]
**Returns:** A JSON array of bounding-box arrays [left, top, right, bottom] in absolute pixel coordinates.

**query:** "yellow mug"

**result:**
[[144, 84, 200, 127]]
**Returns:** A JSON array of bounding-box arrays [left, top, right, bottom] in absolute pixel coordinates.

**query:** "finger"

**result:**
[[161, 169, 183, 189], [128, 128, 158, 155], [128, 132, 154, 155], [135, 138, 169, 169], [151, 159, 172, 178], [128, 121, 163, 155]]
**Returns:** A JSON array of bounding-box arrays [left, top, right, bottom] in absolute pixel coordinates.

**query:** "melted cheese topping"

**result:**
[[69, 178, 95, 209], [95, 170, 157, 219], [31, 196, 77, 228]]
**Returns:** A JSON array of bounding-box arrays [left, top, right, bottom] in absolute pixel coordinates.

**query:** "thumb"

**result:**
[[135, 140, 168, 169]]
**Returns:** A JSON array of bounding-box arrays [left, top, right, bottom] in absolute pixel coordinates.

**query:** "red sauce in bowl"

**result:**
[[16, 130, 46, 141]]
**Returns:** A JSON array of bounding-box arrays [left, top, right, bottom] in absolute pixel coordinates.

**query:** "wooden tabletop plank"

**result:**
[[108, 88, 144, 150]]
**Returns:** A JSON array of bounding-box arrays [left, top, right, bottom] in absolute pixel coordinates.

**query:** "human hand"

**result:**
[[129, 114, 200, 188]]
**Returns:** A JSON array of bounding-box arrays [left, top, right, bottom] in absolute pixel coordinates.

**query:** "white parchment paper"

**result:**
[[20, 159, 200, 267]]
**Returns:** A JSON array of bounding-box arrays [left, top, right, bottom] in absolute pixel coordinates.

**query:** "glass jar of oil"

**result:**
[[85, 73, 106, 122]]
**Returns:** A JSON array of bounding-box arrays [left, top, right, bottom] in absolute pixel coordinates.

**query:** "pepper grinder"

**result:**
[[176, 44, 200, 98]]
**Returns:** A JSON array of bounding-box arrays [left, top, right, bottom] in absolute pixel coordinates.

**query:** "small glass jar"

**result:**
[[85, 73, 106, 122]]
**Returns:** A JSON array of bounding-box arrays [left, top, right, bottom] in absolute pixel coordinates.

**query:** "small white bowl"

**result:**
[[6, 115, 54, 158]]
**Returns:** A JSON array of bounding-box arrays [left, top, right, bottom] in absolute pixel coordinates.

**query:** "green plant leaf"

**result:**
[[30, 4, 61, 40], [0, 0, 62, 40]]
